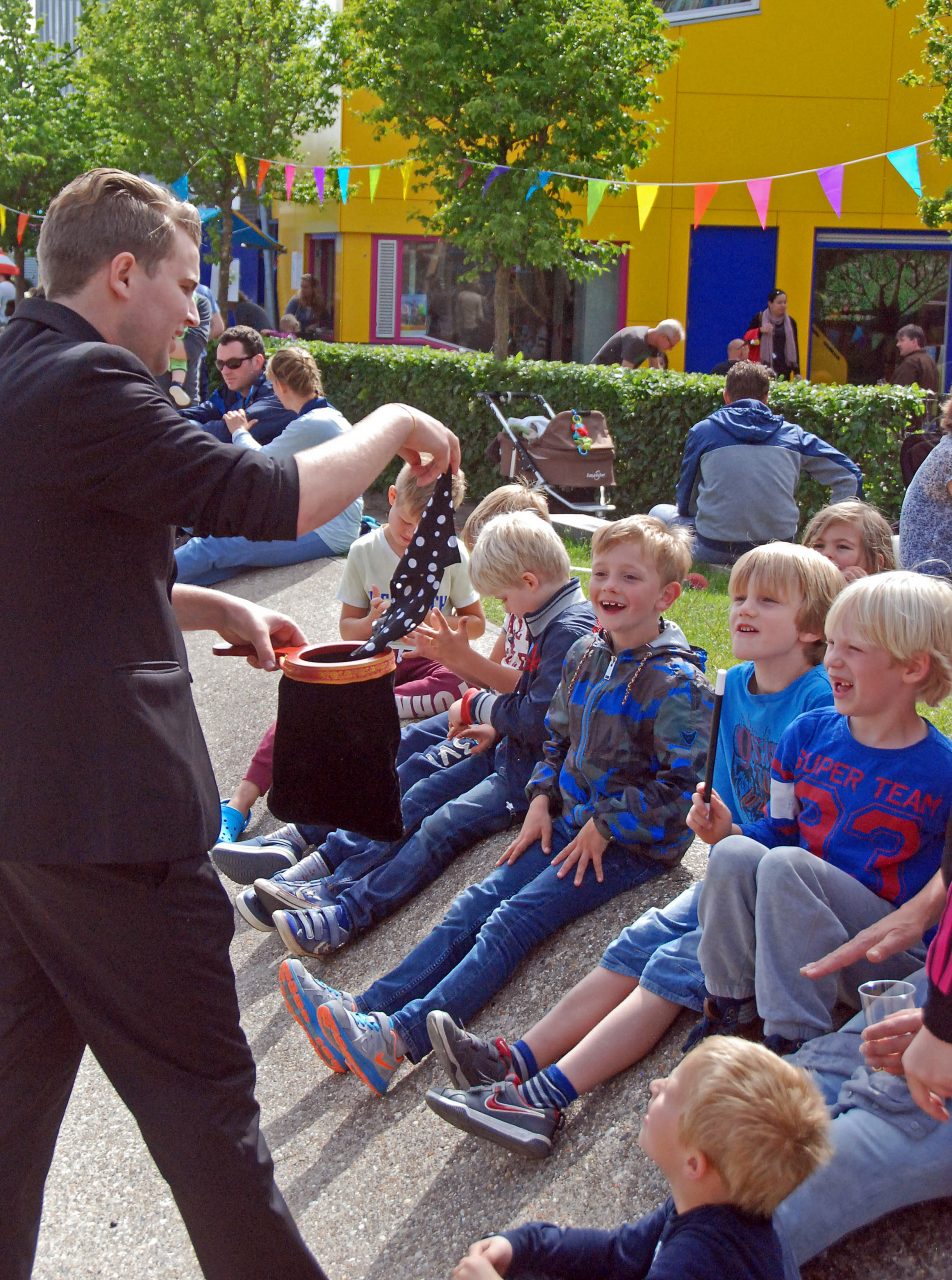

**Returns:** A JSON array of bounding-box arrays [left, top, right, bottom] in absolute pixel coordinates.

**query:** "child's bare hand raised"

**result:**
[[551, 818, 609, 885], [452, 1236, 512, 1278], [368, 587, 389, 624], [686, 787, 735, 845], [497, 795, 551, 866], [411, 608, 474, 665]]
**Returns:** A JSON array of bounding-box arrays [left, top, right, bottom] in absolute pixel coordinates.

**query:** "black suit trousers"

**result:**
[[0, 857, 327, 1280]]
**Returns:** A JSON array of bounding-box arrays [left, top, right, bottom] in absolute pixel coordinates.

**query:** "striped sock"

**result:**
[[518, 1064, 578, 1111], [509, 1038, 538, 1082]]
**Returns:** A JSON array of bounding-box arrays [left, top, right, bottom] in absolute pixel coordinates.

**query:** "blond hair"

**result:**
[[39, 169, 200, 298], [826, 571, 952, 705], [267, 346, 324, 399], [392, 463, 466, 516], [679, 1038, 831, 1217], [469, 511, 570, 595], [730, 543, 844, 664], [656, 319, 685, 344], [591, 515, 693, 586], [461, 484, 550, 552], [802, 500, 895, 575]]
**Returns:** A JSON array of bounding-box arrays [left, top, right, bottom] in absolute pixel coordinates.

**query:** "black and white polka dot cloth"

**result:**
[[354, 472, 462, 658]]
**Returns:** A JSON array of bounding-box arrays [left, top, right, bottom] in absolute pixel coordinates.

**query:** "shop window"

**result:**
[[657, 0, 760, 24]]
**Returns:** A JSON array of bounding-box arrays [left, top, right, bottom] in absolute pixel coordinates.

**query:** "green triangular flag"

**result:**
[[368, 166, 381, 202], [587, 179, 609, 225]]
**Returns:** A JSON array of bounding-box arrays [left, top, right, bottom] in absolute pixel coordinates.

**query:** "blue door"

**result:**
[[684, 226, 778, 374]]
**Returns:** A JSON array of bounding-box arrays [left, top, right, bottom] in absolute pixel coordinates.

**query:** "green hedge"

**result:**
[[274, 342, 926, 523]]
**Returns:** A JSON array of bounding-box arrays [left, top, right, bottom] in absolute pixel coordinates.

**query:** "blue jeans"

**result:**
[[358, 819, 670, 1061], [774, 970, 952, 1276], [174, 529, 338, 586], [600, 881, 706, 1012]]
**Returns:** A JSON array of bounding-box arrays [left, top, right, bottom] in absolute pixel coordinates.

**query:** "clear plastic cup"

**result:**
[[858, 979, 917, 1026]]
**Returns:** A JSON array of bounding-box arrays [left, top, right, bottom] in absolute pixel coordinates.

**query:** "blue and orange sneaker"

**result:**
[[317, 1001, 404, 1096], [278, 958, 355, 1074]]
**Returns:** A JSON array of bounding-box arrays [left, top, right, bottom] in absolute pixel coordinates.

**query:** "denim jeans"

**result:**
[[775, 970, 952, 1276], [174, 529, 338, 587], [358, 818, 670, 1062], [600, 881, 706, 1012]]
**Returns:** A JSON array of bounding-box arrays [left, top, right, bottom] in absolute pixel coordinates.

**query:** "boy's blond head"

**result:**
[[461, 484, 550, 553], [825, 571, 952, 705], [679, 1038, 831, 1217], [802, 500, 896, 574], [730, 543, 844, 664], [469, 511, 570, 596], [393, 463, 466, 516], [591, 515, 693, 586]]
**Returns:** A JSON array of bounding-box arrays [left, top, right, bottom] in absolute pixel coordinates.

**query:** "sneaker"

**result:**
[[211, 824, 309, 884], [234, 886, 275, 932], [168, 384, 191, 408], [253, 875, 336, 916], [217, 802, 250, 845], [763, 1033, 805, 1057], [317, 1002, 404, 1096], [425, 1081, 561, 1159], [682, 995, 761, 1053], [278, 958, 349, 1073], [426, 1010, 512, 1089], [273, 905, 351, 957]]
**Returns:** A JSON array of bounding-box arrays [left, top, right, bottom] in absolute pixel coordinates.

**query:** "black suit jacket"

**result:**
[[0, 300, 300, 864]]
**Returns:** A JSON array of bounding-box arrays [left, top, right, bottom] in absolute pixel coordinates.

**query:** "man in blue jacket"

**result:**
[[672, 361, 861, 564], [182, 323, 294, 444]]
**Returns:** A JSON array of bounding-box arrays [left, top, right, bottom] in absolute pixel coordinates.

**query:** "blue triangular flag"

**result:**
[[525, 170, 553, 201], [887, 146, 922, 197], [170, 174, 189, 201]]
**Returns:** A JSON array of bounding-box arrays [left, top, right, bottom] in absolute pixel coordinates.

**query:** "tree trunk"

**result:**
[[218, 203, 234, 315], [492, 264, 510, 360]]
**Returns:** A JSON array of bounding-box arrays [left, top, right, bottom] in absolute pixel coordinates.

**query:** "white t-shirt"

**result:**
[[337, 523, 479, 649]]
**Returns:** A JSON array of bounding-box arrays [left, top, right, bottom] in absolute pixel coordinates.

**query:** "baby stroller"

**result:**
[[478, 391, 616, 515]]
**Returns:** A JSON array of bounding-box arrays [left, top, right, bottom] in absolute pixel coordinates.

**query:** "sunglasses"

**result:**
[[215, 354, 255, 371]]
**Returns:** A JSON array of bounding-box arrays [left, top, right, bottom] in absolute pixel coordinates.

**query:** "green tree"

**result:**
[[0, 0, 99, 295], [77, 0, 343, 309], [888, 0, 952, 225], [343, 0, 677, 356]]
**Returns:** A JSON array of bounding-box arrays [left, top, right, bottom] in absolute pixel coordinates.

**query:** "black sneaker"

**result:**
[[425, 1080, 562, 1159], [426, 1010, 513, 1088], [682, 995, 760, 1053], [763, 1033, 805, 1057]]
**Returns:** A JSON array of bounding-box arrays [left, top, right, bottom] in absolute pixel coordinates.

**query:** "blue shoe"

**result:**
[[317, 1002, 404, 1096], [278, 958, 349, 1073], [253, 875, 336, 916], [273, 905, 351, 957], [212, 824, 309, 885], [217, 802, 250, 845], [234, 886, 275, 932], [682, 995, 760, 1053]]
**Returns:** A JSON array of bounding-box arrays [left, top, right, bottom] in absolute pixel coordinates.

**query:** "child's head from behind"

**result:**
[[639, 1037, 830, 1217], [468, 511, 570, 616], [824, 571, 952, 709], [461, 484, 549, 553], [386, 464, 467, 552], [729, 543, 843, 667], [588, 516, 691, 646], [803, 500, 895, 579]]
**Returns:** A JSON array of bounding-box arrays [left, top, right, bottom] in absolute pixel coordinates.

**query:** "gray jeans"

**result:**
[[697, 836, 928, 1042]]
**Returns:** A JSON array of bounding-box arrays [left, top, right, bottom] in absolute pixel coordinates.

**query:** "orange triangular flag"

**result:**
[[693, 183, 718, 228], [256, 160, 271, 194], [16, 213, 29, 244]]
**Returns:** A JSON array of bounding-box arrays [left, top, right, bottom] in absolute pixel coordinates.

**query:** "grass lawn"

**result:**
[[484, 535, 952, 737]]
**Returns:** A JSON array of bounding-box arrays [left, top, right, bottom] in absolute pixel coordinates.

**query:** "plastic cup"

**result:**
[[858, 979, 917, 1027]]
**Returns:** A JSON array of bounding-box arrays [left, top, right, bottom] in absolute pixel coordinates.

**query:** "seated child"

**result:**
[[237, 513, 594, 963], [802, 498, 895, 582], [424, 543, 843, 1156], [283, 516, 712, 1095], [212, 464, 482, 852], [451, 1037, 830, 1280], [692, 571, 952, 1053], [212, 484, 549, 883]]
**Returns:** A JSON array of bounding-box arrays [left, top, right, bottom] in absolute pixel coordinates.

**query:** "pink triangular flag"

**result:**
[[313, 167, 325, 203], [693, 183, 718, 228], [747, 178, 771, 229], [457, 163, 473, 188], [284, 164, 296, 202], [816, 165, 844, 218]]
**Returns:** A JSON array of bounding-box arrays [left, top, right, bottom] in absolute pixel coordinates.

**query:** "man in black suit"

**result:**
[[0, 168, 457, 1280]]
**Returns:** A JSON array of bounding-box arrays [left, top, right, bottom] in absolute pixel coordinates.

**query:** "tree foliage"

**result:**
[[888, 0, 952, 225], [343, 0, 677, 355], [77, 0, 343, 306]]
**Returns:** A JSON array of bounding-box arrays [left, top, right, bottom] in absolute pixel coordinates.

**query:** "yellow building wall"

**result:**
[[278, 0, 945, 370]]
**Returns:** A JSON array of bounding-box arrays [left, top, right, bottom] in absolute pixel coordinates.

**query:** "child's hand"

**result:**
[[686, 787, 734, 845], [841, 565, 869, 583], [452, 1236, 513, 1278], [497, 795, 551, 866], [801, 901, 931, 980], [411, 608, 474, 666], [861, 1007, 924, 1076], [551, 818, 609, 885], [368, 587, 389, 624], [457, 724, 498, 756], [223, 408, 258, 436]]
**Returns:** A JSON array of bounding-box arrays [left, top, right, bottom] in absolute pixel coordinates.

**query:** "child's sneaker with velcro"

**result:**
[[273, 905, 351, 957], [426, 1010, 515, 1088]]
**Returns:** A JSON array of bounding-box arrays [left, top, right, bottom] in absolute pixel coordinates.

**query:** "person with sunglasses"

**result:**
[[182, 323, 295, 445]]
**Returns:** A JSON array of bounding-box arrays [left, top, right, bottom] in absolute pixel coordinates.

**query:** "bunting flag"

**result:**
[[337, 166, 350, 203], [457, 163, 473, 188], [16, 213, 29, 244], [636, 183, 659, 230], [235, 153, 247, 186], [693, 182, 718, 228], [888, 145, 923, 197], [816, 164, 844, 217], [284, 164, 296, 201], [586, 178, 609, 224], [401, 161, 413, 199], [0, 207, 6, 237], [368, 166, 381, 202], [313, 166, 325, 203], [747, 177, 772, 229], [170, 174, 189, 201], [525, 170, 553, 201], [482, 165, 510, 195], [256, 160, 271, 194]]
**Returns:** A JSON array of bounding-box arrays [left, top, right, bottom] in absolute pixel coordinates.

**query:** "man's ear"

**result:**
[[106, 252, 137, 300], [722, 389, 731, 405]]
